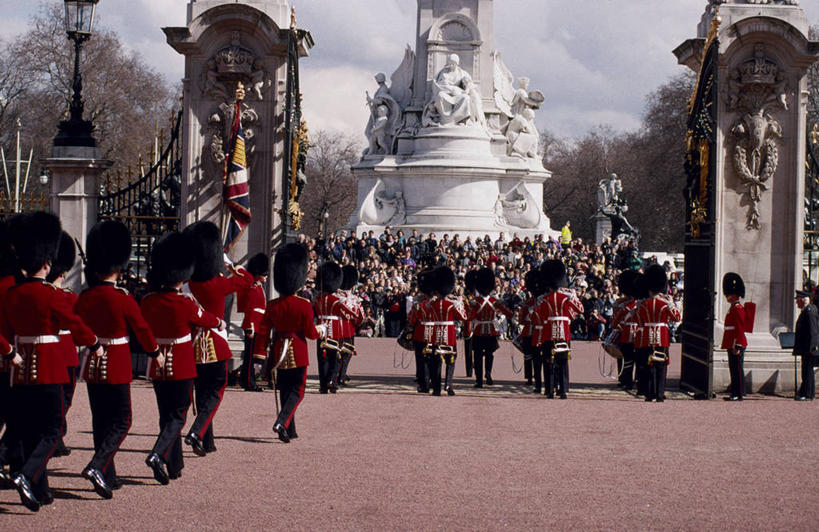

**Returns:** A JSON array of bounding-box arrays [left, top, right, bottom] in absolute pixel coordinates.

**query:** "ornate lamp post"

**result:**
[[54, 0, 99, 147]]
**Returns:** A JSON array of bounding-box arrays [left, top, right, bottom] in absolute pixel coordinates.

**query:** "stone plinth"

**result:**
[[594, 213, 611, 245], [43, 145, 113, 292], [164, 0, 312, 263], [675, 2, 819, 394]]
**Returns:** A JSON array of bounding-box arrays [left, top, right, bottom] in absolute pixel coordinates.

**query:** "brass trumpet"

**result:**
[[320, 337, 341, 352], [341, 342, 356, 356], [649, 350, 668, 365]]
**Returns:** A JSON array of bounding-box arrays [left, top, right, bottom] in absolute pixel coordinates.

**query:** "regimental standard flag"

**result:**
[[223, 101, 251, 251]]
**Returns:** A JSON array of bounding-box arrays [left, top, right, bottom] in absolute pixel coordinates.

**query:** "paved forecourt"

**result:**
[[1, 340, 817, 530]]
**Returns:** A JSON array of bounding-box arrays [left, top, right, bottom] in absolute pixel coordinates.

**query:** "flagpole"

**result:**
[[222, 83, 244, 253]]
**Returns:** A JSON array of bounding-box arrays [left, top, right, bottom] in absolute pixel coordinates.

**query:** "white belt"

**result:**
[[252, 307, 265, 315], [421, 321, 454, 326], [16, 335, 60, 344], [319, 315, 341, 321], [156, 334, 192, 345], [623, 322, 637, 326], [58, 329, 70, 335], [645, 323, 668, 327], [548, 317, 569, 322], [724, 326, 735, 331], [98, 336, 130, 346]]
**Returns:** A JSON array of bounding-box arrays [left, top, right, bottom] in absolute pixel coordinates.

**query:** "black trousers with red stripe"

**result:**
[[151, 379, 192, 476], [13, 384, 64, 499], [0, 371, 10, 466], [276, 366, 307, 431], [61, 365, 79, 437], [727, 348, 745, 398], [191, 360, 228, 450], [87, 383, 131, 484]]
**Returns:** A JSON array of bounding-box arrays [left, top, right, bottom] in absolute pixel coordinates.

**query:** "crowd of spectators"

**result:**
[[295, 226, 684, 341]]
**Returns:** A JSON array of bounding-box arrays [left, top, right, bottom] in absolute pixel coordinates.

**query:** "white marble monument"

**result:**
[[349, 0, 555, 239], [675, 0, 819, 393]]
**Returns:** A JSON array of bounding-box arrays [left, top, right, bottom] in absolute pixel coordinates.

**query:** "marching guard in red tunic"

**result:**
[[184, 221, 251, 457], [411, 266, 467, 396], [721, 272, 749, 401], [1, 212, 101, 512], [516, 269, 545, 390], [253, 243, 325, 443], [237, 253, 269, 392], [46, 231, 79, 459], [0, 216, 19, 485], [337, 264, 365, 386], [467, 267, 513, 388], [462, 269, 479, 379], [610, 269, 639, 389], [75, 221, 159, 498], [529, 260, 583, 399], [632, 265, 681, 402], [407, 269, 434, 393], [314, 262, 347, 393], [141, 232, 224, 485]]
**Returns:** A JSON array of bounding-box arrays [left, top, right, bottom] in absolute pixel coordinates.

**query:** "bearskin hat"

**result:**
[[722, 272, 745, 299], [433, 265, 456, 296], [418, 268, 434, 296], [475, 267, 496, 296], [147, 231, 196, 290], [318, 262, 343, 293], [12, 211, 62, 274], [464, 269, 479, 294], [0, 215, 23, 277], [617, 269, 639, 298], [246, 252, 269, 276], [645, 264, 668, 294], [86, 220, 132, 278], [46, 231, 76, 282], [632, 273, 649, 300], [341, 265, 359, 291], [184, 221, 223, 283], [524, 269, 544, 297], [273, 243, 307, 296], [540, 259, 567, 291]]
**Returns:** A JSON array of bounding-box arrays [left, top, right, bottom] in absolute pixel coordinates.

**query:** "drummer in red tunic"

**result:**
[[253, 243, 326, 443], [75, 221, 159, 498], [237, 253, 269, 392], [721, 272, 748, 401], [141, 232, 224, 485], [610, 269, 639, 390]]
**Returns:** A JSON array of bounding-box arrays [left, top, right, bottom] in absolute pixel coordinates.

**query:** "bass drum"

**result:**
[[602, 329, 623, 359], [397, 325, 414, 351]]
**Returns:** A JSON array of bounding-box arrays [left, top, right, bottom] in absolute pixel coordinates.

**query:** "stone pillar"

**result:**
[[163, 0, 313, 263], [43, 145, 112, 292], [594, 213, 611, 245], [675, 1, 819, 393]]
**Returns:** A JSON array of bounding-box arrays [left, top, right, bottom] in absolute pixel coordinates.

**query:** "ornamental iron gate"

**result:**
[[97, 109, 183, 286], [680, 24, 719, 398]]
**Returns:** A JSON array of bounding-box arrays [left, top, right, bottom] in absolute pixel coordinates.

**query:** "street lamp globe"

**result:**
[[64, 0, 98, 40], [39, 171, 50, 186]]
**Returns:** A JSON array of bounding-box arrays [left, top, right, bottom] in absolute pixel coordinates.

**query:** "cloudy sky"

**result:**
[[3, 0, 819, 140]]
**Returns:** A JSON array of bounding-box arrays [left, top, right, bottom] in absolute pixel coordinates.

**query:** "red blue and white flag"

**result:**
[[223, 101, 251, 251]]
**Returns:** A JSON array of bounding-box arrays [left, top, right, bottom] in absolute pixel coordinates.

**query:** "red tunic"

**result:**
[[239, 281, 267, 333], [337, 291, 365, 338], [0, 275, 16, 371], [415, 297, 467, 346], [314, 293, 357, 340], [1, 278, 97, 385], [633, 296, 681, 350], [253, 295, 321, 368], [75, 283, 159, 384], [611, 297, 638, 344], [58, 289, 80, 367], [140, 289, 221, 380], [408, 294, 430, 343], [467, 295, 513, 337], [530, 290, 583, 347], [189, 274, 251, 362], [720, 301, 748, 350], [516, 296, 537, 338]]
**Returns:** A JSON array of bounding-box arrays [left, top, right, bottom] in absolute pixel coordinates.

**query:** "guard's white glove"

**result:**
[[223, 253, 234, 267], [315, 324, 328, 339]]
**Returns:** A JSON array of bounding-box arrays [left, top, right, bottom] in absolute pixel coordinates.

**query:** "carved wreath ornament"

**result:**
[[727, 43, 788, 230]]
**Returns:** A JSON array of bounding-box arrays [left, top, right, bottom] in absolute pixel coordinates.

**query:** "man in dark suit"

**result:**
[[794, 288, 819, 401]]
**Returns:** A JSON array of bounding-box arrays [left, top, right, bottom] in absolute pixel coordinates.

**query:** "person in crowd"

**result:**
[[794, 288, 819, 401]]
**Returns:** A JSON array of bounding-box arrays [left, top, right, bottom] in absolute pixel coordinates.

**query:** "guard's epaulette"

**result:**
[[115, 286, 130, 296], [295, 295, 310, 303]]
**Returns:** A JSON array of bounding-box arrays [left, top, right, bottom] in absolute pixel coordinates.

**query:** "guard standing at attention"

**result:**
[[184, 221, 251, 457], [721, 272, 750, 401], [237, 253, 269, 392], [253, 243, 326, 443], [75, 220, 159, 498], [529, 260, 583, 399], [632, 264, 681, 403], [794, 287, 819, 401], [1, 212, 101, 512], [468, 267, 513, 388], [141, 232, 224, 485]]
